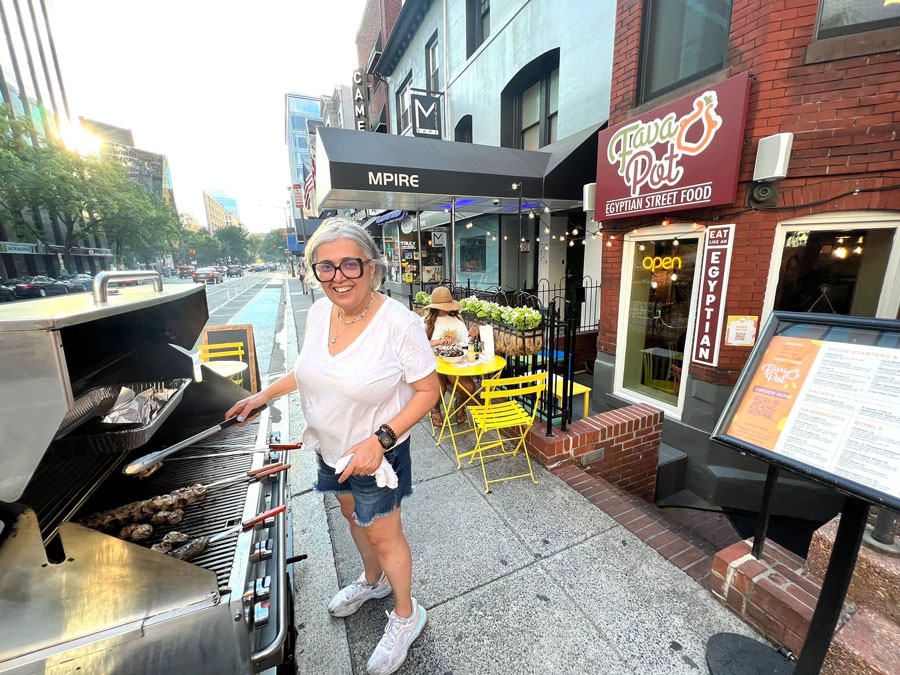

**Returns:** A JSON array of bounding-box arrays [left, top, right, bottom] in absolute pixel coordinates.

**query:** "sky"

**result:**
[[52, 0, 366, 234]]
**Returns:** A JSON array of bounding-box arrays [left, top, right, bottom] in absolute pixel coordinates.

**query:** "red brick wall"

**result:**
[[525, 403, 662, 502], [600, 0, 900, 385], [355, 0, 403, 130]]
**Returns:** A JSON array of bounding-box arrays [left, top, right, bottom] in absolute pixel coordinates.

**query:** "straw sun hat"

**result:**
[[426, 286, 462, 311]]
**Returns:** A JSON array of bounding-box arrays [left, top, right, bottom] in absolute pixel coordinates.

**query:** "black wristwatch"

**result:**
[[375, 424, 397, 450]]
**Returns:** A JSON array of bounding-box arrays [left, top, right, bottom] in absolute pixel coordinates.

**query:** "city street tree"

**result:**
[[0, 106, 41, 241], [215, 225, 251, 264], [260, 228, 286, 262], [247, 233, 263, 262], [177, 229, 222, 267]]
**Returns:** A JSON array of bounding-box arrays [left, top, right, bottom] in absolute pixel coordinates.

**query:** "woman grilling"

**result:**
[[226, 218, 440, 675], [422, 286, 479, 427]]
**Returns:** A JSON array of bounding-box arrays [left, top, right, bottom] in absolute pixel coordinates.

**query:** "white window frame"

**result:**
[[614, 222, 706, 420], [397, 76, 412, 134], [761, 211, 900, 322]]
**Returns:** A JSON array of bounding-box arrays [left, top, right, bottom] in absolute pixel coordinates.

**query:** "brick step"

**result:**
[[823, 608, 900, 675], [807, 516, 900, 624]]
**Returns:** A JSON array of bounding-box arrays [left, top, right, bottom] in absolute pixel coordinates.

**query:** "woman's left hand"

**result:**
[[469, 324, 479, 338], [337, 435, 385, 483]]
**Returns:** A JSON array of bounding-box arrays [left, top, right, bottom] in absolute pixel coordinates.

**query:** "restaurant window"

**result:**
[[637, 0, 732, 104], [620, 233, 701, 408], [466, 0, 490, 58], [816, 0, 900, 39], [455, 216, 499, 289], [773, 228, 895, 317], [455, 115, 473, 143], [425, 33, 440, 92], [396, 74, 412, 134]]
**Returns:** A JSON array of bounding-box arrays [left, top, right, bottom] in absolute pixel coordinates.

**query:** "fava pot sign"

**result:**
[[595, 73, 750, 220]]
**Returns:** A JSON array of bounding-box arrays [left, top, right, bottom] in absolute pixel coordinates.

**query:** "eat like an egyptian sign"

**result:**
[[595, 73, 750, 220]]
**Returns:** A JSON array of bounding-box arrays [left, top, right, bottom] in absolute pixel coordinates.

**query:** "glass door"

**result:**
[[619, 232, 701, 409]]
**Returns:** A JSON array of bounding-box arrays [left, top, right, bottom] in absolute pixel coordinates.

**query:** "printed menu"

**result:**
[[727, 336, 900, 500]]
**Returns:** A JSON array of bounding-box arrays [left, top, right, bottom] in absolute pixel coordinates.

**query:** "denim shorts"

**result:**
[[313, 438, 413, 527]]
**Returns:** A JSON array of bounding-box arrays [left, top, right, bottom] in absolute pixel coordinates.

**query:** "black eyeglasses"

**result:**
[[311, 257, 371, 282]]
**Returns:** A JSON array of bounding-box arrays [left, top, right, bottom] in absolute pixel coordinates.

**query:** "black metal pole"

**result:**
[[517, 185, 522, 291], [752, 465, 780, 559], [450, 197, 456, 287], [416, 211, 423, 291], [793, 496, 869, 674], [546, 299, 556, 437]]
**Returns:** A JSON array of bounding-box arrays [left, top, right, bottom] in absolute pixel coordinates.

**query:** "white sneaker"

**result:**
[[328, 572, 392, 617], [366, 598, 427, 675]]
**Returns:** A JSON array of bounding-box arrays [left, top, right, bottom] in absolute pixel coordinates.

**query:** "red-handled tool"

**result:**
[[209, 505, 286, 543], [201, 463, 290, 490]]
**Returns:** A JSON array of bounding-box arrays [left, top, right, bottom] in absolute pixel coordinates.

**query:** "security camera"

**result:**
[[492, 198, 500, 206]]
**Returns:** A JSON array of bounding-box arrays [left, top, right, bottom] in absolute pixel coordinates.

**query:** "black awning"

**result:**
[[315, 126, 603, 214]]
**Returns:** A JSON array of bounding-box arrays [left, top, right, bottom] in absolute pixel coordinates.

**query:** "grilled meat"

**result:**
[[167, 536, 209, 561], [119, 523, 153, 542], [150, 509, 184, 525], [82, 484, 207, 531], [135, 462, 163, 479], [149, 530, 190, 554]]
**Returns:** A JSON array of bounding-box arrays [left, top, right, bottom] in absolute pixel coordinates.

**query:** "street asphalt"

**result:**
[[255, 275, 757, 675]]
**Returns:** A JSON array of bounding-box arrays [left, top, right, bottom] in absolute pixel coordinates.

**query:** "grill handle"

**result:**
[[92, 270, 164, 303], [252, 456, 289, 670]]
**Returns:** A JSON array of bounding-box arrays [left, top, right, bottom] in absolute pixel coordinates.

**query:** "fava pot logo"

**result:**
[[607, 91, 722, 199]]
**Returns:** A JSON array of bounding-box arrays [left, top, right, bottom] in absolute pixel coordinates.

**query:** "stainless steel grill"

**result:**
[[0, 271, 293, 675]]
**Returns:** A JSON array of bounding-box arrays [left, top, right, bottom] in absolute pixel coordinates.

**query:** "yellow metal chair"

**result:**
[[464, 372, 548, 493], [197, 342, 246, 386]]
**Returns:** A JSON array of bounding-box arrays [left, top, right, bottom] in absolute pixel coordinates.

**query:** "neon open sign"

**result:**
[[642, 256, 682, 272]]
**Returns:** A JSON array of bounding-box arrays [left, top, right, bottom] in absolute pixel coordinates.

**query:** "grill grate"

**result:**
[[71, 422, 263, 590]]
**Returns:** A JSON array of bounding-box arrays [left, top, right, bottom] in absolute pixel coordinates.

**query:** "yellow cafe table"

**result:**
[[434, 353, 506, 467]]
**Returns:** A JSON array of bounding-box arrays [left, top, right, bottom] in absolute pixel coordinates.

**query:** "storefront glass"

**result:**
[[773, 228, 895, 317], [622, 237, 699, 406], [421, 229, 447, 282], [455, 215, 500, 290]]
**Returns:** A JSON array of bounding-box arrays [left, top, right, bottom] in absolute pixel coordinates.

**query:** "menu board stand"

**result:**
[[705, 312, 900, 674]]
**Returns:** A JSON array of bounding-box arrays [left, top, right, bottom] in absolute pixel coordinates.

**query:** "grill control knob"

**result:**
[[250, 538, 274, 562], [253, 601, 270, 628], [255, 575, 272, 601]]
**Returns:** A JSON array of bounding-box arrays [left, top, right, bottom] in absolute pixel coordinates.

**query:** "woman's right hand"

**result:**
[[225, 392, 270, 426]]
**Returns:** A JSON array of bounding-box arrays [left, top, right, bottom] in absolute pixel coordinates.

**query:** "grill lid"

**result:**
[[0, 274, 208, 503]]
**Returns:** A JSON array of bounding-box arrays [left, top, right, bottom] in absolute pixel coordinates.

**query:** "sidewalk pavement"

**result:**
[[280, 280, 757, 674]]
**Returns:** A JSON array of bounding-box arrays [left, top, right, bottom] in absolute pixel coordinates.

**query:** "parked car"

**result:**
[[226, 265, 243, 277], [13, 275, 68, 298], [266, 263, 278, 271], [192, 267, 223, 284], [0, 284, 15, 302], [58, 273, 92, 293]]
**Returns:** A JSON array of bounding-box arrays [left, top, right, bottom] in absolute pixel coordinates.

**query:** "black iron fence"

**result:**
[[411, 281, 579, 435], [535, 276, 601, 332]]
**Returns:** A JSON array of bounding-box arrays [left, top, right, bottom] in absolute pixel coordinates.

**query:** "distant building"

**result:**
[[206, 190, 240, 218], [321, 85, 355, 130], [203, 191, 227, 235], [85, 118, 177, 209], [284, 93, 322, 185], [225, 212, 243, 230]]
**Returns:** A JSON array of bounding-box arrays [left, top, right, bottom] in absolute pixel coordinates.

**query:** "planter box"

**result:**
[[461, 313, 544, 356]]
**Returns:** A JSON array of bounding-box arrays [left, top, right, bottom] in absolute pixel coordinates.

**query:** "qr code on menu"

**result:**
[[748, 395, 778, 420]]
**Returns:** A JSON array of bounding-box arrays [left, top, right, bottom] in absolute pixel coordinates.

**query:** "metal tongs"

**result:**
[[166, 441, 302, 462], [123, 405, 267, 476]]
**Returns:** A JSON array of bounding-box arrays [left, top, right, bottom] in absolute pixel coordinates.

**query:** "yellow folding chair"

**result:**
[[463, 372, 548, 493], [197, 342, 246, 386]]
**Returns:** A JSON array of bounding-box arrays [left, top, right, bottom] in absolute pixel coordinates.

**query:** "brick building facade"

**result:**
[[591, 0, 900, 512], [355, 0, 403, 133]]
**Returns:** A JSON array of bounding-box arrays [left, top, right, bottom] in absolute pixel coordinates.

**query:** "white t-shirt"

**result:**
[[428, 314, 469, 347], [293, 296, 436, 467]]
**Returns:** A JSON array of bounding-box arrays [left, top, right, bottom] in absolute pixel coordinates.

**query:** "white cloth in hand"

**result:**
[[334, 453, 399, 489]]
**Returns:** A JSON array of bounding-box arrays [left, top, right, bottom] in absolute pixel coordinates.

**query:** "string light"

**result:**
[[671, 273, 678, 281], [692, 222, 700, 230], [581, 239, 586, 246], [511, 182, 519, 190], [673, 239, 680, 247], [639, 244, 646, 251], [662, 219, 670, 227], [606, 240, 613, 248], [492, 235, 497, 241], [466, 222, 473, 229], [521, 237, 526, 242], [572, 227, 579, 235], [569, 240, 574, 247], [503, 235, 508, 240], [544, 244, 549, 250], [528, 211, 535, 220], [551, 235, 557, 240], [544, 206, 550, 214], [545, 226, 550, 234]]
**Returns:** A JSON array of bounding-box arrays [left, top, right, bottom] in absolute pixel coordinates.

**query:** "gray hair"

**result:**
[[303, 217, 387, 290]]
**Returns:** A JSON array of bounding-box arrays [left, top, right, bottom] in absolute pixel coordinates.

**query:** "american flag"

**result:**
[[303, 155, 316, 211]]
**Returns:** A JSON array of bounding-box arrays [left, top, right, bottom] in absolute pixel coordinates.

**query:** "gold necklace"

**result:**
[[331, 291, 375, 344]]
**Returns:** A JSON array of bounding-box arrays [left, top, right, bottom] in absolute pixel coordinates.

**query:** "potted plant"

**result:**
[[460, 296, 544, 356], [412, 291, 431, 317]]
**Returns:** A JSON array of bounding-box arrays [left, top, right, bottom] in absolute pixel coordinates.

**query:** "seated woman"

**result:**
[[423, 287, 479, 426]]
